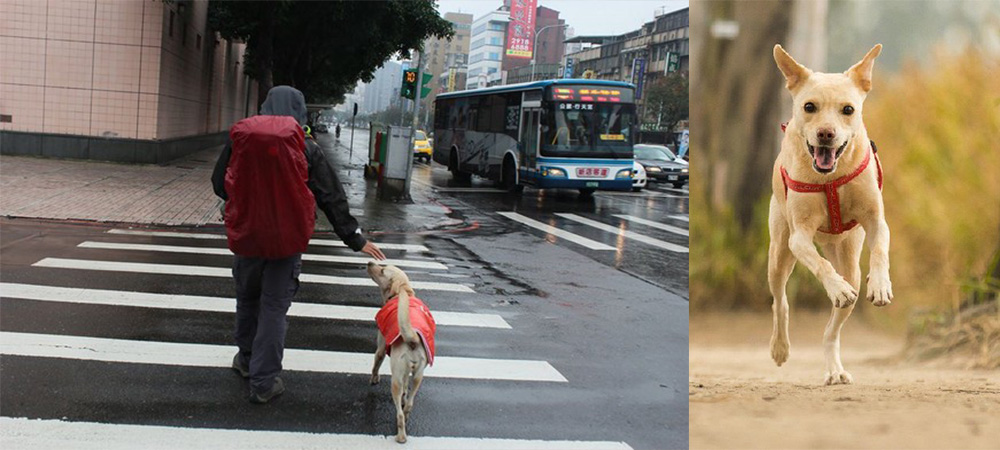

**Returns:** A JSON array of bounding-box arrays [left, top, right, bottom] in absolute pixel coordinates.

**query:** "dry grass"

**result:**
[[691, 48, 1000, 333]]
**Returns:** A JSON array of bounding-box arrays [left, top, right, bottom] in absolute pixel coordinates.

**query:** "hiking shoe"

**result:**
[[249, 377, 285, 404], [232, 353, 250, 378]]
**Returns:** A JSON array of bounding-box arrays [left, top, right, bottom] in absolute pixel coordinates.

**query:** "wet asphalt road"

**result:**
[[0, 130, 688, 450]]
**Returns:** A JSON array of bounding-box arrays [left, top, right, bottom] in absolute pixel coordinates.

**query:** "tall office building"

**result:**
[[466, 9, 509, 90], [419, 12, 472, 112]]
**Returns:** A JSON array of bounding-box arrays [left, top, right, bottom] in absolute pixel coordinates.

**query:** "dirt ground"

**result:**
[[690, 311, 1000, 450]]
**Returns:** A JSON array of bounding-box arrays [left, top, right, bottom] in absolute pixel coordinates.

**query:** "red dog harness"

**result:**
[[375, 295, 437, 365], [779, 123, 883, 234]]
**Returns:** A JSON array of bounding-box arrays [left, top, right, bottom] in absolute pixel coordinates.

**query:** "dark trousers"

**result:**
[[232, 253, 302, 394]]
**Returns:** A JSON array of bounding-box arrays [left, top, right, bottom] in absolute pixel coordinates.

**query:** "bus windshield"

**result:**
[[541, 103, 635, 158]]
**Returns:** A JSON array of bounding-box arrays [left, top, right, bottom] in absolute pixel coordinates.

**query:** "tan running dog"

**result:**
[[367, 262, 437, 443], [768, 44, 892, 385]]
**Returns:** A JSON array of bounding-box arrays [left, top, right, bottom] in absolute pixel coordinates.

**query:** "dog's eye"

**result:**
[[842, 105, 855, 115], [804, 102, 816, 113]]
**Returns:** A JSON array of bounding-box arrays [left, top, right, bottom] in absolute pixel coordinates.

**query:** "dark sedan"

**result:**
[[633, 144, 688, 188]]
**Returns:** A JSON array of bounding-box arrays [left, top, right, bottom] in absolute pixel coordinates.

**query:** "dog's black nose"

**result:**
[[817, 128, 837, 144]]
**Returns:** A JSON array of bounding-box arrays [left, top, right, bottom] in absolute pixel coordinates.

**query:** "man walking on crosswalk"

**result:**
[[212, 85, 386, 403]]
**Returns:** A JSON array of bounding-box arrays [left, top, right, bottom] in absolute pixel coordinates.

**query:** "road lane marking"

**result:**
[[670, 214, 689, 222], [106, 229, 429, 252], [554, 214, 688, 253], [0, 332, 567, 382], [0, 417, 632, 450], [612, 215, 688, 237], [78, 242, 447, 270], [0, 283, 509, 329], [496, 212, 616, 251], [31, 258, 475, 293]]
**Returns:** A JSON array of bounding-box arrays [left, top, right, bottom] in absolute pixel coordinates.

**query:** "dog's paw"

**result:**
[[369, 374, 380, 385], [824, 370, 854, 385], [770, 335, 790, 367], [395, 433, 407, 444], [824, 275, 858, 308], [866, 273, 893, 307]]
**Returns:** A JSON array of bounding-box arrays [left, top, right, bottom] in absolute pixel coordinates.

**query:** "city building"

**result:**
[[419, 12, 472, 113], [466, 9, 509, 90], [502, 4, 566, 84], [360, 60, 404, 116], [437, 51, 469, 95], [1, 0, 256, 163], [566, 7, 689, 83]]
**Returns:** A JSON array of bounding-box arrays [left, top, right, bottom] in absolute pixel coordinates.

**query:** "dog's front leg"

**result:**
[[371, 335, 387, 385], [863, 215, 893, 307], [788, 228, 858, 308]]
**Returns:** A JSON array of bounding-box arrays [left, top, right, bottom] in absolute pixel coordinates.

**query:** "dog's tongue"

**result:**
[[814, 146, 836, 170]]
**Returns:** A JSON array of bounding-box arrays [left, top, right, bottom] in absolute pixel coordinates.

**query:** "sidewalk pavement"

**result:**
[[0, 135, 456, 234]]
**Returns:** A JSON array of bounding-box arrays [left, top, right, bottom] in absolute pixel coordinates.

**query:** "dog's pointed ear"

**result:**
[[845, 44, 882, 93], [773, 44, 811, 92]]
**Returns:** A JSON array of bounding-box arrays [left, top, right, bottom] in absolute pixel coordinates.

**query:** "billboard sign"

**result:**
[[631, 57, 646, 99], [505, 0, 538, 59], [563, 58, 574, 78]]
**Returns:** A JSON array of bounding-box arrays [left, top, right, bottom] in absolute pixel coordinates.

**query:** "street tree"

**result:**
[[208, 0, 453, 107], [644, 73, 689, 135]]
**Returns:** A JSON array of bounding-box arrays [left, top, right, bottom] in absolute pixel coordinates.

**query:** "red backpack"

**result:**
[[224, 115, 315, 258]]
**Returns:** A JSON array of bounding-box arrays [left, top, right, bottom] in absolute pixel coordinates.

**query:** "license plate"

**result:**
[[576, 167, 608, 178], [667, 175, 678, 180], [586, 181, 599, 188]]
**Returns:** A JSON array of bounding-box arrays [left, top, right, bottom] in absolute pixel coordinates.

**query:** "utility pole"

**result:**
[[405, 50, 423, 198]]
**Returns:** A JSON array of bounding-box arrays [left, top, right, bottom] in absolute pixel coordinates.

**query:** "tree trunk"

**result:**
[[691, 0, 796, 228], [254, 8, 277, 111]]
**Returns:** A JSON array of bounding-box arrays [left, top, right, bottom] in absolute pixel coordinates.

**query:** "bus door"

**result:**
[[520, 90, 543, 172]]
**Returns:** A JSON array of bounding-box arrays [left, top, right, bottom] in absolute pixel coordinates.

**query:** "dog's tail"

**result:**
[[396, 287, 420, 351]]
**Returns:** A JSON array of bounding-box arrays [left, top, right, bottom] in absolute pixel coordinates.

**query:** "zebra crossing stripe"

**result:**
[[106, 229, 429, 252], [31, 258, 475, 293], [554, 214, 688, 253], [670, 214, 689, 222], [0, 283, 510, 329], [497, 212, 616, 251], [0, 332, 568, 382], [0, 417, 634, 450], [612, 215, 688, 237], [77, 242, 448, 270]]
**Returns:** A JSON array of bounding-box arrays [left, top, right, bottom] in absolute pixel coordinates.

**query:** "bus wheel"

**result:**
[[502, 158, 523, 193], [578, 188, 596, 197], [450, 150, 471, 184]]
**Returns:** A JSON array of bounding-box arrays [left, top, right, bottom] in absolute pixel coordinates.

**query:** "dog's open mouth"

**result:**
[[807, 141, 849, 173]]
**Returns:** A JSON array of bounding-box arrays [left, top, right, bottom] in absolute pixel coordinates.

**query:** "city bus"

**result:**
[[433, 79, 636, 194]]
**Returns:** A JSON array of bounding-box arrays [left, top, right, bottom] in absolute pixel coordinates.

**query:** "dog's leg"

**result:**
[[404, 363, 426, 418], [821, 231, 864, 385], [788, 223, 858, 308], [862, 212, 893, 307], [768, 197, 796, 366], [370, 335, 387, 385], [391, 377, 407, 443]]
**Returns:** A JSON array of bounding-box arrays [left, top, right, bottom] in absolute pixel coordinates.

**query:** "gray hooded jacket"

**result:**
[[212, 85, 366, 252]]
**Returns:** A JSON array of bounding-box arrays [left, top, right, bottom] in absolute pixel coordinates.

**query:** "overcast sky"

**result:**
[[434, 0, 689, 37]]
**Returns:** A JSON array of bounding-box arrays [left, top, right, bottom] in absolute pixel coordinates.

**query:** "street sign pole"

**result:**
[[349, 102, 358, 164]]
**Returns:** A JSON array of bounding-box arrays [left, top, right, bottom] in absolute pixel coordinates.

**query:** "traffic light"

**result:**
[[401, 69, 417, 100]]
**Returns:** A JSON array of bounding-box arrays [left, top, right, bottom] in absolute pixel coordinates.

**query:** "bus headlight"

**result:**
[[543, 167, 567, 178], [616, 169, 632, 179]]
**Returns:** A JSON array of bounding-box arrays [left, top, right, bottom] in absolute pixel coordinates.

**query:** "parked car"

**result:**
[[413, 130, 432, 163], [313, 123, 328, 134], [632, 160, 647, 192], [633, 144, 688, 188]]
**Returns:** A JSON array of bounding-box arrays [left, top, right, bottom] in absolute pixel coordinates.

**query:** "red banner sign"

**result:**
[[505, 0, 537, 59]]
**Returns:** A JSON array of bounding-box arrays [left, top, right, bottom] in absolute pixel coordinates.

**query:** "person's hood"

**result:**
[[260, 86, 307, 126]]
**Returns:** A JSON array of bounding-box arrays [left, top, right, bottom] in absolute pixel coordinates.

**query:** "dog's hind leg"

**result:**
[[821, 230, 864, 385], [392, 377, 407, 443], [404, 363, 426, 418], [768, 196, 796, 366]]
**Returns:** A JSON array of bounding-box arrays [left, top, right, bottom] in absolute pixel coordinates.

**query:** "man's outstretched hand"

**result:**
[[361, 241, 386, 261]]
